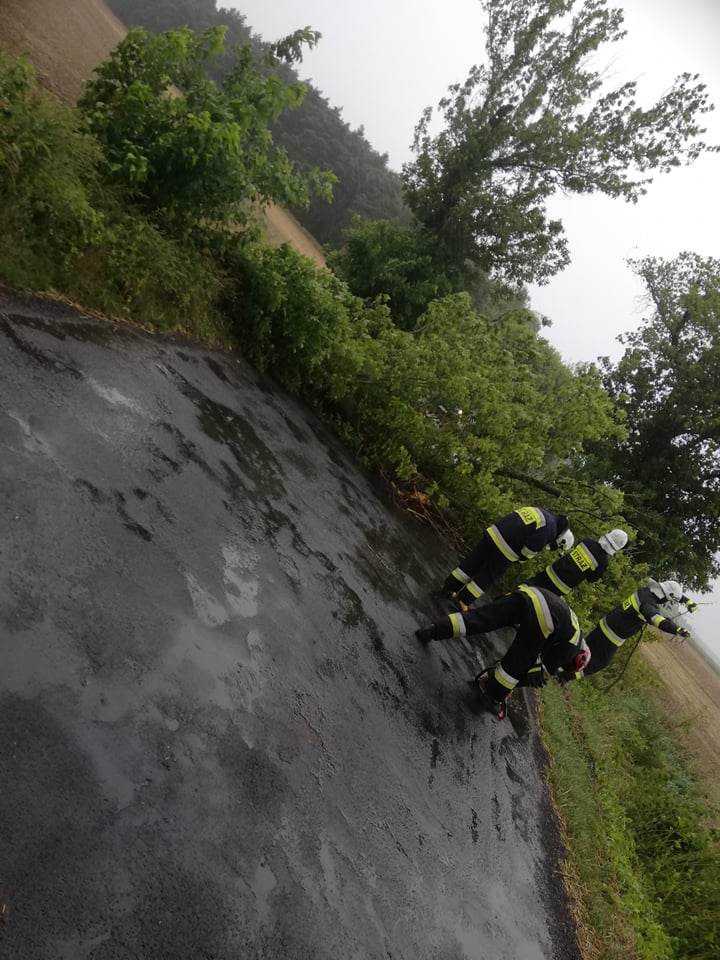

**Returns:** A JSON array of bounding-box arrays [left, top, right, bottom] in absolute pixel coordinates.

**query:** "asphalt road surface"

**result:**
[[0, 290, 580, 960]]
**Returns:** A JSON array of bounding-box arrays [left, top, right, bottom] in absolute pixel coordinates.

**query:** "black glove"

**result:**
[[677, 627, 691, 638], [556, 668, 575, 686], [524, 665, 547, 688], [686, 600, 698, 613]]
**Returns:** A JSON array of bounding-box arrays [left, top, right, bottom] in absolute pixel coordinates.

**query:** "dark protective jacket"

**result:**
[[517, 584, 583, 675], [525, 537, 608, 596], [575, 586, 685, 679], [445, 506, 569, 606], [443, 584, 582, 685], [478, 585, 583, 701], [486, 506, 566, 563]]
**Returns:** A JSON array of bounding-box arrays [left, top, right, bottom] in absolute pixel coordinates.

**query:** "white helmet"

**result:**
[[554, 529, 574, 552], [648, 579, 683, 602], [659, 580, 684, 603], [598, 529, 628, 556]]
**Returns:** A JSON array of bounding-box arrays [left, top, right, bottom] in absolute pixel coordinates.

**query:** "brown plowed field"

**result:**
[[0, 0, 126, 101], [641, 639, 720, 811], [261, 204, 328, 268]]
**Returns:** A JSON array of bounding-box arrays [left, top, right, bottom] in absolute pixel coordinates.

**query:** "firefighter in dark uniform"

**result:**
[[416, 584, 584, 717], [524, 528, 628, 597], [556, 579, 693, 684], [441, 506, 573, 609]]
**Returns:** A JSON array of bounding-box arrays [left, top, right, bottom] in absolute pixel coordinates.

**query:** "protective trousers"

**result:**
[[442, 532, 511, 607], [435, 592, 546, 697]]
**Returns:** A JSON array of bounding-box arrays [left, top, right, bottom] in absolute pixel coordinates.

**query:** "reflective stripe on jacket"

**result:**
[[486, 507, 560, 563], [601, 586, 680, 642], [518, 585, 582, 672], [542, 538, 607, 594]]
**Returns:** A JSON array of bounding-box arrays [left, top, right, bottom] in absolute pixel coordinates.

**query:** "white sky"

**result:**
[[228, 0, 720, 659]]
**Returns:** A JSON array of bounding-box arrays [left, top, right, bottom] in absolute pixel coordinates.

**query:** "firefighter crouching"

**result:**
[[416, 584, 585, 718], [441, 506, 574, 610]]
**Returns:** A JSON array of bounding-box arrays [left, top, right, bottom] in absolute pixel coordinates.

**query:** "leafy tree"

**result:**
[[326, 217, 453, 329], [0, 51, 221, 330], [593, 252, 720, 587], [79, 25, 333, 237], [402, 0, 717, 285], [106, 0, 410, 244]]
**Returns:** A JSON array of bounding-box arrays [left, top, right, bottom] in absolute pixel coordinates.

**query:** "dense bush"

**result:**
[[0, 53, 104, 288], [0, 51, 221, 333]]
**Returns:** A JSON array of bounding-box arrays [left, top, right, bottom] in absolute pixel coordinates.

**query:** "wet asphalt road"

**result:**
[[0, 290, 580, 960]]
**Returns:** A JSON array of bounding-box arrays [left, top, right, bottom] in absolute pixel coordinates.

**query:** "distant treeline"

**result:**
[[104, 0, 410, 244]]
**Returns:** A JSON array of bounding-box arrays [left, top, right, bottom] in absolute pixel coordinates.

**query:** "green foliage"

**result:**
[[218, 240, 370, 395], [542, 672, 720, 960], [327, 217, 453, 329], [72, 203, 223, 334], [0, 52, 105, 287], [402, 0, 717, 285], [217, 242, 631, 558], [592, 253, 720, 588], [79, 25, 333, 238], [0, 51, 220, 333], [105, 0, 410, 245]]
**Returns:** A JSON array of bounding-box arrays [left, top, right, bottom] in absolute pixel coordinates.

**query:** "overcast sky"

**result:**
[[228, 0, 720, 657]]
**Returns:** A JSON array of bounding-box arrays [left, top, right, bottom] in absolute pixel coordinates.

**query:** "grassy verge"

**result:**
[[540, 657, 720, 960]]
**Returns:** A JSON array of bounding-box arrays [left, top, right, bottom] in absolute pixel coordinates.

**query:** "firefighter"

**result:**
[[523, 528, 628, 597], [556, 579, 693, 684], [416, 584, 584, 718], [440, 506, 573, 609]]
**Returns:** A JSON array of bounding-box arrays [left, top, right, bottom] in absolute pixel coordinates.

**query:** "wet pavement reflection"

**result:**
[[0, 291, 579, 960]]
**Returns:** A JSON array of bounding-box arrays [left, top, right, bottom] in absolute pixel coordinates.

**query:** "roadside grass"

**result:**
[[540, 658, 720, 960]]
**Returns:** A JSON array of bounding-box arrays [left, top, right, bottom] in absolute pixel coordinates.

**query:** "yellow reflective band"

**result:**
[[449, 613, 466, 639], [450, 567, 470, 585], [465, 580, 484, 600], [494, 664, 518, 690], [570, 544, 598, 573], [600, 617, 625, 647], [518, 584, 554, 638], [651, 614, 665, 627], [521, 546, 539, 559], [568, 610, 581, 646], [516, 506, 544, 529], [487, 524, 520, 561], [622, 591, 646, 622], [547, 565, 571, 594]]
